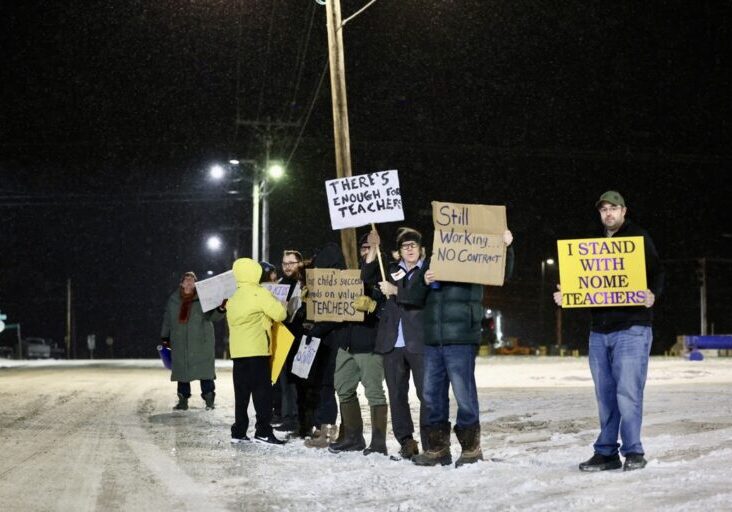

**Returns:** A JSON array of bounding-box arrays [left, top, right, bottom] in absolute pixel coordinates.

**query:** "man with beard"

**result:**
[[554, 191, 664, 472]]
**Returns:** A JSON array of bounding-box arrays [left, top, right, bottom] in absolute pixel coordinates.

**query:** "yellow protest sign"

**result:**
[[430, 201, 507, 286], [557, 236, 647, 308], [305, 268, 365, 322], [269, 322, 295, 384]]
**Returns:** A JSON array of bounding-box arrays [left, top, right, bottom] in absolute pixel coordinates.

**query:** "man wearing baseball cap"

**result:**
[[555, 190, 665, 472]]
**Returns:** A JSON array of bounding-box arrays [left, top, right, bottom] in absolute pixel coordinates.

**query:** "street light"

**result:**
[[210, 164, 226, 180], [206, 235, 223, 252], [540, 258, 555, 347], [210, 159, 286, 262], [260, 161, 285, 263]]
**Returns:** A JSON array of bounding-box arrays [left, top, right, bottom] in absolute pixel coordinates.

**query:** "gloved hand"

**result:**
[[300, 286, 309, 301], [378, 281, 397, 298], [354, 295, 377, 313], [217, 299, 228, 312]]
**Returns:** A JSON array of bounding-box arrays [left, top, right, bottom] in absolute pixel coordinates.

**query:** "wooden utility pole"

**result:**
[[325, 0, 358, 269]]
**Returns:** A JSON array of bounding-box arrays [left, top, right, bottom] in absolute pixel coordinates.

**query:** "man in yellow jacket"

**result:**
[[227, 258, 287, 444]]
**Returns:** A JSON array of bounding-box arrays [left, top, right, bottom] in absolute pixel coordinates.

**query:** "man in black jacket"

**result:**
[[362, 227, 429, 460], [554, 190, 665, 472]]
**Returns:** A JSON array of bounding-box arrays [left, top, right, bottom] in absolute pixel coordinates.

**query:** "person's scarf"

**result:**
[[178, 289, 196, 324]]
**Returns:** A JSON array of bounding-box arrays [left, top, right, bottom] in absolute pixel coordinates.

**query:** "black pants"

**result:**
[[384, 347, 429, 449], [231, 356, 273, 438], [177, 379, 215, 398]]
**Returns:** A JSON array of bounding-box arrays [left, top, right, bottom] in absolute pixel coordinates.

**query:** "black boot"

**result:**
[[202, 391, 215, 410], [623, 453, 647, 471], [412, 423, 452, 466], [454, 423, 483, 467], [173, 393, 188, 411], [363, 404, 388, 456], [578, 453, 622, 472], [328, 399, 365, 453]]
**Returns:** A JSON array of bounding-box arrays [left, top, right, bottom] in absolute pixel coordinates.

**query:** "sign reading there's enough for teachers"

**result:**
[[325, 170, 404, 229], [557, 236, 647, 308], [429, 202, 508, 286]]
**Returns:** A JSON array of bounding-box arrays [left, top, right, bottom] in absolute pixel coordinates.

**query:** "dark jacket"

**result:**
[[363, 258, 425, 354], [291, 242, 348, 385], [338, 255, 387, 354], [590, 219, 665, 333], [407, 246, 515, 346]]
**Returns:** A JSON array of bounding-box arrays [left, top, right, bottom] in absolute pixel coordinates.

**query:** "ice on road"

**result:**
[[1, 357, 732, 512]]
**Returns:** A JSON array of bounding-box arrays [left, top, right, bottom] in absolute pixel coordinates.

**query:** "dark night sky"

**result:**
[[1, 1, 731, 356]]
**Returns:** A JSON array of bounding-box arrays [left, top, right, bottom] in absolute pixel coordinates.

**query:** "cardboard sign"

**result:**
[[195, 270, 237, 312], [305, 268, 364, 322], [269, 322, 295, 384], [429, 201, 507, 286], [557, 236, 647, 308], [291, 336, 321, 379], [325, 170, 404, 229]]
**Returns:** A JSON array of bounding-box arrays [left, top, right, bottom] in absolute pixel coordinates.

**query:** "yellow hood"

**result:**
[[232, 258, 261, 285]]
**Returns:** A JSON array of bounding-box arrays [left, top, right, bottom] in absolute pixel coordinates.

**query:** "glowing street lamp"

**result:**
[[210, 164, 225, 180], [209, 159, 286, 262], [206, 235, 222, 252]]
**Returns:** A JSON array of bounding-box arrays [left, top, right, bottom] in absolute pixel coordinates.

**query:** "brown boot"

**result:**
[[398, 438, 419, 460], [454, 423, 483, 468], [412, 423, 452, 466], [363, 404, 388, 456], [304, 424, 337, 448]]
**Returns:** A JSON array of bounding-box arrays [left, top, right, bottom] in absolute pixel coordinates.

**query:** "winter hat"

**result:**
[[181, 271, 197, 282], [395, 227, 422, 248], [259, 261, 277, 283], [595, 190, 626, 209]]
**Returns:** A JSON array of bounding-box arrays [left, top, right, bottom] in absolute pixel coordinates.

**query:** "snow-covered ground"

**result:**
[[1, 356, 731, 512]]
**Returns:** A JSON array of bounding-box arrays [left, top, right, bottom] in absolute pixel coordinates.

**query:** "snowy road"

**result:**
[[1, 358, 732, 512]]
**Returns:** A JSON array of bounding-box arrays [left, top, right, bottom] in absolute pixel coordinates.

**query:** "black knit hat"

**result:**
[[395, 227, 422, 248]]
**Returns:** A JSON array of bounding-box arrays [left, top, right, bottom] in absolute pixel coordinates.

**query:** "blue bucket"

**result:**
[[157, 344, 172, 369]]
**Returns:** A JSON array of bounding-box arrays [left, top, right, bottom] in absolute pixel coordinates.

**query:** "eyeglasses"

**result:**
[[400, 242, 418, 250], [282, 261, 299, 267], [599, 206, 622, 214]]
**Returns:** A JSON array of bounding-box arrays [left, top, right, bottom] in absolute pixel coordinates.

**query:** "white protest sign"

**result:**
[[195, 270, 237, 312], [291, 336, 321, 379], [325, 170, 404, 229], [262, 283, 290, 304]]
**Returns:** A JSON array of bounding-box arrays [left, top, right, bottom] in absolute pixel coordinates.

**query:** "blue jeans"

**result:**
[[589, 326, 652, 456], [423, 344, 479, 428]]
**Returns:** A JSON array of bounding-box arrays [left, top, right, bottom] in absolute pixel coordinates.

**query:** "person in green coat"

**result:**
[[161, 272, 226, 411]]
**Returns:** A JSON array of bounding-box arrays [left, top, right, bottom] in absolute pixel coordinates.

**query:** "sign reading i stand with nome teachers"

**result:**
[[556, 236, 647, 308]]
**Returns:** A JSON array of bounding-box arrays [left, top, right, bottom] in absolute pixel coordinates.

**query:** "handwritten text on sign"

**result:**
[[325, 170, 404, 229], [430, 202, 507, 286], [557, 236, 647, 308], [305, 268, 365, 322]]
